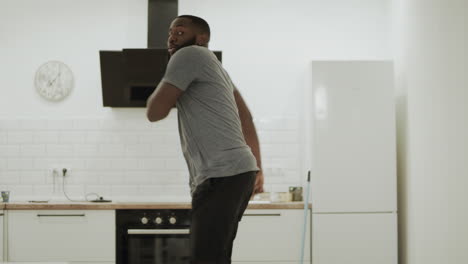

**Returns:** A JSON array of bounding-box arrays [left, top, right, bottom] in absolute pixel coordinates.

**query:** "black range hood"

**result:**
[[99, 0, 221, 107]]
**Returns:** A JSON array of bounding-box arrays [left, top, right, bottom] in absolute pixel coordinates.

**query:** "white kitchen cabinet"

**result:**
[[7, 210, 115, 262], [232, 209, 311, 262], [312, 213, 397, 264], [0, 210, 4, 261]]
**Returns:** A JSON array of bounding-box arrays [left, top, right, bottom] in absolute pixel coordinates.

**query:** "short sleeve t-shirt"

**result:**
[[161, 45, 259, 194]]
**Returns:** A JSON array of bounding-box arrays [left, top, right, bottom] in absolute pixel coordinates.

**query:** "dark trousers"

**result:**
[[190, 171, 256, 264]]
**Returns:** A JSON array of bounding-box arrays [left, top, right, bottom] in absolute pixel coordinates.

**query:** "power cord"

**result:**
[[60, 168, 107, 202]]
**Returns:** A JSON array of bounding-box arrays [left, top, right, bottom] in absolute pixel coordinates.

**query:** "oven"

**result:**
[[116, 209, 191, 264]]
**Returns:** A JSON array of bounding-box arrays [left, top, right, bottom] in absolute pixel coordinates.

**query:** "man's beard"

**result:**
[[171, 36, 197, 56]]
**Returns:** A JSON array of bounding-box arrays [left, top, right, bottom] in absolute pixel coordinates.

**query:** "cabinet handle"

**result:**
[[128, 229, 190, 235], [37, 214, 86, 217], [0, 213, 4, 216], [244, 213, 281, 216]]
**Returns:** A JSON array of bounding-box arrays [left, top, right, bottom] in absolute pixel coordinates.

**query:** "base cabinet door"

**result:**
[[312, 213, 397, 264], [232, 209, 311, 262], [8, 210, 115, 262]]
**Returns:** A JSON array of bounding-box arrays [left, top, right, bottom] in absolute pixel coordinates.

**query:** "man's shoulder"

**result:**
[[176, 46, 212, 59]]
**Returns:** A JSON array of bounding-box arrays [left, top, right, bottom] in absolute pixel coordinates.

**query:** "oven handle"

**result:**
[[128, 229, 190, 235]]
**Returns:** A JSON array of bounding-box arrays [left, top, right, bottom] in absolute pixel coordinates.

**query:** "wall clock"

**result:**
[[34, 60, 74, 101]]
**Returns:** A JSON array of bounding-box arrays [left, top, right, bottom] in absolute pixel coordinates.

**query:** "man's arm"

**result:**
[[146, 82, 183, 122], [234, 88, 264, 194]]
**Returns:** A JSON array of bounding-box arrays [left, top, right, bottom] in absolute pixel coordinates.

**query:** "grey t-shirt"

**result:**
[[162, 45, 259, 195]]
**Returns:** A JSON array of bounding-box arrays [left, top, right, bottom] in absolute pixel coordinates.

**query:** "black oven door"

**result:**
[[124, 228, 191, 264]]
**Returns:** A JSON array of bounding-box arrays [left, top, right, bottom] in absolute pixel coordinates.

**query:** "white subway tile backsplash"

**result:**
[[74, 144, 99, 157], [0, 120, 22, 130], [19, 119, 48, 130], [150, 144, 180, 157], [33, 158, 55, 171], [261, 144, 300, 158], [4, 184, 34, 199], [151, 172, 187, 184], [263, 158, 300, 169], [282, 170, 303, 182], [35, 159, 87, 172], [60, 184, 86, 198], [7, 158, 34, 170], [109, 132, 140, 144], [46, 144, 74, 157], [137, 185, 163, 196], [154, 184, 190, 196], [7, 132, 34, 144], [124, 120, 154, 130], [1, 117, 303, 200], [162, 133, 180, 145], [99, 144, 126, 157], [20, 170, 47, 184], [59, 131, 86, 144], [126, 144, 152, 157], [260, 131, 300, 144], [111, 185, 139, 196], [84, 185, 112, 197], [147, 116, 178, 131], [85, 131, 114, 143], [0, 132, 7, 144], [263, 175, 285, 184], [139, 133, 167, 144], [256, 118, 299, 131], [20, 144, 46, 157], [140, 159, 165, 170], [73, 119, 101, 130], [32, 184, 54, 196], [123, 171, 156, 184], [64, 170, 100, 184], [86, 159, 112, 170], [109, 159, 140, 170], [164, 158, 186, 170], [98, 171, 125, 184], [33, 131, 60, 143], [46, 120, 74, 130], [100, 120, 126, 130], [0, 145, 20, 157], [0, 170, 21, 184]]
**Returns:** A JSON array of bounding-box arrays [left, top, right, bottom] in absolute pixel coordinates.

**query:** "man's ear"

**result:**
[[196, 33, 209, 46]]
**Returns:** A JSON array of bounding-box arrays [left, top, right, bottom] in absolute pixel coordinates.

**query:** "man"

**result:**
[[146, 15, 264, 263]]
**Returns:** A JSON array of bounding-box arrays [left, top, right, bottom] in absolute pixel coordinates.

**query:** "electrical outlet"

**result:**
[[49, 167, 71, 177], [50, 167, 59, 177], [61, 167, 71, 177]]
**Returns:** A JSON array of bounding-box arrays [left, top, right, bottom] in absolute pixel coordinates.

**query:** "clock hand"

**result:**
[[48, 72, 61, 86]]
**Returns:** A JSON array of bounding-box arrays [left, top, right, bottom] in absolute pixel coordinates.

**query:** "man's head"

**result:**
[[167, 15, 211, 56]]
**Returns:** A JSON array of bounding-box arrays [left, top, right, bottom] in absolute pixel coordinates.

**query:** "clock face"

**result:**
[[34, 61, 74, 101]]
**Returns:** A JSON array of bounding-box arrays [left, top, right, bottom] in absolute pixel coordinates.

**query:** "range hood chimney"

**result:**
[[148, 0, 178, 48], [99, 0, 221, 107]]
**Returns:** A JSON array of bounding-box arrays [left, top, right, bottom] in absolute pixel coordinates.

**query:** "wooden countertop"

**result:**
[[1, 201, 311, 210]]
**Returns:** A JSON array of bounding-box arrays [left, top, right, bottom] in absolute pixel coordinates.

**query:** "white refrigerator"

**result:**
[[308, 61, 398, 264]]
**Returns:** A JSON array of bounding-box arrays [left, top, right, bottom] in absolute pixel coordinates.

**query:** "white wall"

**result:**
[[180, 0, 393, 117], [0, 0, 392, 201], [393, 0, 468, 263]]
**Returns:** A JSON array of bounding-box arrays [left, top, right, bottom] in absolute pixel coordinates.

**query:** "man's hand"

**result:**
[[253, 170, 264, 195]]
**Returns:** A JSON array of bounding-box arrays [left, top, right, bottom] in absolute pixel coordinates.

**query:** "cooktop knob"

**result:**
[[169, 216, 177, 225], [154, 217, 163, 225], [141, 217, 149, 225]]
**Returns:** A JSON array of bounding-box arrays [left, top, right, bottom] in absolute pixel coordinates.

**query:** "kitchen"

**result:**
[[1, 0, 467, 264]]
